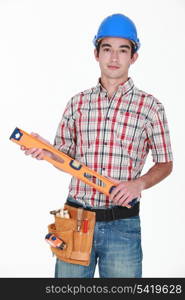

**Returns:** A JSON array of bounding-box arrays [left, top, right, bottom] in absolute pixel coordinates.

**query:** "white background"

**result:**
[[0, 0, 185, 278]]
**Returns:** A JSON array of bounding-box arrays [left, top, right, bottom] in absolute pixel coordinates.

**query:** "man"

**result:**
[[21, 14, 173, 277]]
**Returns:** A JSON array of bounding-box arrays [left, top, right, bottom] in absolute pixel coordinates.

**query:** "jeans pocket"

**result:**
[[112, 216, 141, 239]]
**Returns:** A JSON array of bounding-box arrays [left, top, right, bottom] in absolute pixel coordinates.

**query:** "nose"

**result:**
[[111, 50, 118, 62]]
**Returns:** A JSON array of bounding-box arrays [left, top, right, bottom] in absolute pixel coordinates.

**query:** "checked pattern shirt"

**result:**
[[54, 78, 173, 207]]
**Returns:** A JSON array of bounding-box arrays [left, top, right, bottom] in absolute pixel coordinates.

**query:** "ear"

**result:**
[[94, 48, 99, 62], [131, 52, 138, 65]]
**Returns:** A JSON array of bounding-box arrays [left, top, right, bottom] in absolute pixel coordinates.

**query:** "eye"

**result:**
[[103, 48, 110, 52], [120, 49, 127, 53]]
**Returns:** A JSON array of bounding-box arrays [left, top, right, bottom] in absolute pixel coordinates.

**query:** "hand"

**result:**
[[109, 177, 144, 207], [20, 132, 52, 160]]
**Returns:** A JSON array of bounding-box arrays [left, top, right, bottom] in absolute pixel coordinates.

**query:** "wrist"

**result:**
[[135, 177, 146, 191]]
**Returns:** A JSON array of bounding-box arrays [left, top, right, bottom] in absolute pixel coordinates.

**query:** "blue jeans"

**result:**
[[55, 202, 142, 278]]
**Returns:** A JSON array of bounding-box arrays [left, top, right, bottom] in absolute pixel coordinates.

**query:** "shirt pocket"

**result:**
[[115, 111, 146, 149]]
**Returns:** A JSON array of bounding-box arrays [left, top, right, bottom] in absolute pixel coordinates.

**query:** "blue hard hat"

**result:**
[[93, 13, 140, 51]]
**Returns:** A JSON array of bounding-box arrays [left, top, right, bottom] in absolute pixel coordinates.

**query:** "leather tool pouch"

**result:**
[[48, 204, 96, 266]]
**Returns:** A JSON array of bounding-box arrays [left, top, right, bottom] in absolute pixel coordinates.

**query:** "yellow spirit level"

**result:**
[[10, 127, 137, 206]]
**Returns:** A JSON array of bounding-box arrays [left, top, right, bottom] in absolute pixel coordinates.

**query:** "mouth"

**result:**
[[107, 65, 120, 70]]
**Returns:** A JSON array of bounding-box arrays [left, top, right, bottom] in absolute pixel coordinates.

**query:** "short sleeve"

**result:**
[[53, 98, 76, 158], [147, 103, 173, 163]]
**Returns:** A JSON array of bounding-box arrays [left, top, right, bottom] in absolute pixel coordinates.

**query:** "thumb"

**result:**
[[105, 176, 120, 184], [31, 132, 51, 145], [31, 132, 38, 136]]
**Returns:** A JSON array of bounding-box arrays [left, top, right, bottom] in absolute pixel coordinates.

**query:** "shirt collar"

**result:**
[[95, 77, 134, 96]]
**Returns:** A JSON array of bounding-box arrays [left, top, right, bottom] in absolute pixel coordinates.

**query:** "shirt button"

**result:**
[[104, 142, 108, 145], [106, 117, 110, 120], [102, 168, 106, 171]]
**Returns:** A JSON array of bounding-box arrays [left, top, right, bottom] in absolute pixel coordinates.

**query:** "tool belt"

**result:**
[[48, 204, 95, 266], [47, 200, 139, 266]]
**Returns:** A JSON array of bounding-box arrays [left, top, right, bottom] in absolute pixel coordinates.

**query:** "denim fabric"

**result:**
[[55, 213, 142, 278]]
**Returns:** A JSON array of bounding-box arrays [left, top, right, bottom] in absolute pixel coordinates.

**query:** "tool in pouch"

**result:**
[[10, 127, 137, 266], [46, 205, 95, 266], [45, 233, 67, 250]]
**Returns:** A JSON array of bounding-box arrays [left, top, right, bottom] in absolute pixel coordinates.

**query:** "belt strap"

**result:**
[[66, 200, 140, 222]]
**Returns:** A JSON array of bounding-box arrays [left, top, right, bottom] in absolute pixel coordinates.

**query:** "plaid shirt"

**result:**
[[54, 78, 173, 207]]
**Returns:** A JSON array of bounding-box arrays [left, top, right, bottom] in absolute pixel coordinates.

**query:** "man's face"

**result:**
[[94, 37, 138, 80]]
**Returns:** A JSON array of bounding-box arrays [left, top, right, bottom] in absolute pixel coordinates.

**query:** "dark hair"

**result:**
[[96, 40, 136, 58]]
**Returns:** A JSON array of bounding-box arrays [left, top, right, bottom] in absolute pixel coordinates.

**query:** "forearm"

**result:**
[[48, 152, 67, 173], [136, 161, 173, 191], [109, 162, 173, 206]]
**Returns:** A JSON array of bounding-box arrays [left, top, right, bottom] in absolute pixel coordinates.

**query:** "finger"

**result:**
[[124, 196, 135, 207], [118, 193, 130, 206], [31, 132, 42, 141], [125, 204, 131, 209], [120, 201, 131, 209], [31, 132, 50, 145], [113, 193, 131, 208], [121, 195, 133, 208], [112, 190, 126, 204], [36, 152, 44, 160], [25, 148, 37, 155], [110, 185, 124, 200], [20, 145, 28, 151], [31, 149, 43, 158], [124, 194, 136, 208], [106, 176, 120, 183], [31, 132, 39, 137]]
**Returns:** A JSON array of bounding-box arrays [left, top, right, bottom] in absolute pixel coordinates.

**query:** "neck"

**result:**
[[100, 75, 128, 98]]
